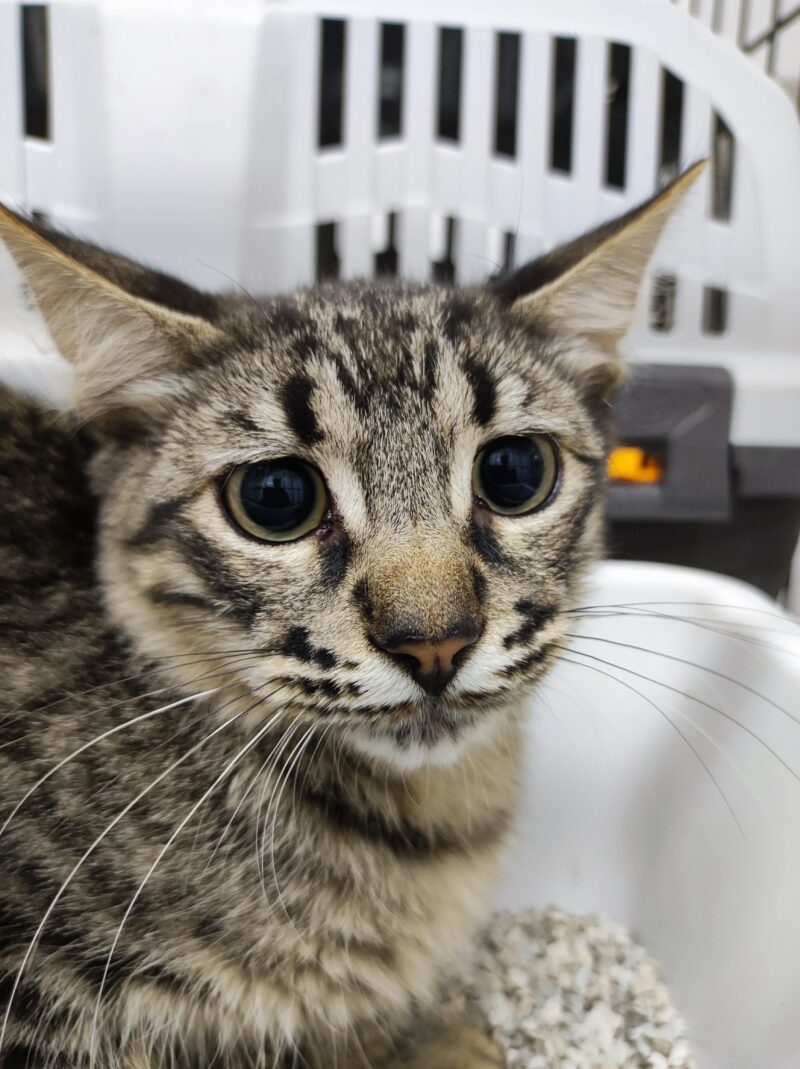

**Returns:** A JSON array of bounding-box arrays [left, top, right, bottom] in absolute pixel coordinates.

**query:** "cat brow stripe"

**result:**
[[280, 373, 324, 446], [461, 355, 497, 426]]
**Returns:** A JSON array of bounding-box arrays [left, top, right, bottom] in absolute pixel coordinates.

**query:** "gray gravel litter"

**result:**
[[449, 907, 697, 1069]]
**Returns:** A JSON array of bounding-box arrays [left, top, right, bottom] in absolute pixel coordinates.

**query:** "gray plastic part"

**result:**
[[606, 364, 733, 523], [734, 447, 800, 497]]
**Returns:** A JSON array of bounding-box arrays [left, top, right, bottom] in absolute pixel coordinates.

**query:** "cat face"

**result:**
[[97, 284, 607, 765], [0, 166, 701, 767]]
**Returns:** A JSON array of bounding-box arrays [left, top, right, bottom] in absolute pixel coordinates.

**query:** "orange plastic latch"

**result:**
[[608, 446, 664, 484]]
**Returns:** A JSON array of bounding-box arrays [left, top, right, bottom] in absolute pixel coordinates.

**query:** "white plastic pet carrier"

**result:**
[[1, 0, 800, 452], [1, 2, 800, 1068]]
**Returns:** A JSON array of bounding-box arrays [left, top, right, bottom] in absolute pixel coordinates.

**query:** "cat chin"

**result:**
[[345, 713, 501, 772]]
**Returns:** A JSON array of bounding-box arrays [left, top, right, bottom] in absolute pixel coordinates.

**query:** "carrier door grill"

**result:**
[[21, 4, 50, 140]]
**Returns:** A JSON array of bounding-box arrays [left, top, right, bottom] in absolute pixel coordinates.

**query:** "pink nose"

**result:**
[[373, 626, 482, 695]]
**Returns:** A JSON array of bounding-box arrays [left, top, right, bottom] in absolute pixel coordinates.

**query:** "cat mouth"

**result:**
[[347, 695, 504, 769], [385, 686, 509, 739]]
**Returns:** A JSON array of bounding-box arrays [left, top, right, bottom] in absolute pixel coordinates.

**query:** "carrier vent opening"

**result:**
[[432, 217, 457, 282], [502, 231, 516, 273], [319, 19, 346, 148], [22, 4, 50, 141], [378, 23, 404, 139], [494, 32, 520, 157], [316, 222, 340, 281], [605, 42, 631, 189], [650, 274, 677, 332], [659, 68, 684, 182], [711, 112, 735, 220], [550, 37, 576, 174], [374, 212, 399, 276], [437, 27, 463, 142], [703, 285, 728, 334]]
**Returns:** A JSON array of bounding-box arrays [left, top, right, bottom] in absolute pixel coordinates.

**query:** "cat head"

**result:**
[[0, 166, 701, 768]]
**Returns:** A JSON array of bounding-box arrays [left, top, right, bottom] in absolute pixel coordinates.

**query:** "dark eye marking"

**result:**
[[172, 529, 261, 630], [502, 641, 555, 677], [469, 513, 514, 569], [145, 586, 216, 613], [318, 524, 352, 590], [503, 601, 557, 649], [351, 577, 375, 620], [127, 495, 191, 549], [470, 563, 488, 603], [462, 354, 497, 426], [281, 373, 323, 445], [281, 626, 338, 670]]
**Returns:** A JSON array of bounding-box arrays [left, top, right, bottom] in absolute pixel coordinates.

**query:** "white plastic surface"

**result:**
[[500, 561, 800, 1069], [1, 0, 800, 446]]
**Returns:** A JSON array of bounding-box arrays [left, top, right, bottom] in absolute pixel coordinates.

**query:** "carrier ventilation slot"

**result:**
[[432, 217, 457, 283], [374, 212, 399, 276], [437, 27, 463, 142], [711, 113, 735, 220], [703, 286, 728, 334], [494, 32, 520, 157], [550, 37, 576, 174], [659, 68, 684, 183], [650, 274, 677, 332], [318, 19, 346, 148], [378, 23, 404, 139], [604, 42, 631, 189], [316, 222, 340, 281], [22, 4, 50, 140], [502, 231, 516, 273]]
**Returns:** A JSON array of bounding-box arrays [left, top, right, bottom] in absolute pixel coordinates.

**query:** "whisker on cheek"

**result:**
[[563, 631, 800, 730], [554, 641, 800, 786], [553, 647, 746, 838]]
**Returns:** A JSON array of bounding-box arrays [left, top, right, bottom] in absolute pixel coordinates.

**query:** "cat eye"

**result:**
[[223, 459, 329, 542], [473, 436, 559, 515]]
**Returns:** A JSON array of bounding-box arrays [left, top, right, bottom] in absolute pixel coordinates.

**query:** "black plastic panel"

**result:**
[[606, 363, 733, 522]]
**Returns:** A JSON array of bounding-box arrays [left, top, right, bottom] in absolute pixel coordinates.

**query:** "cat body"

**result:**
[[0, 166, 701, 1068], [0, 377, 519, 1067]]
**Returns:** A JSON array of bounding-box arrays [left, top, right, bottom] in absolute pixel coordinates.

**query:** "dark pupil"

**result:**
[[480, 437, 544, 509], [239, 461, 315, 532]]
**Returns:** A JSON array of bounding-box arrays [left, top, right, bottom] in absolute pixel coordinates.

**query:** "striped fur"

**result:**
[[0, 168, 700, 1068]]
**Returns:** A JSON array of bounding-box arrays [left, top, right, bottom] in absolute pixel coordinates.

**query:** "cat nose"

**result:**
[[373, 623, 483, 696]]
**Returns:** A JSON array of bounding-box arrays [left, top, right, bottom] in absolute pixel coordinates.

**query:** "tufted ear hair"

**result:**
[[491, 161, 705, 398], [0, 205, 226, 431]]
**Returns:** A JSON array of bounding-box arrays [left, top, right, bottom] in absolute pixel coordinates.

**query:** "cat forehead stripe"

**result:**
[[280, 373, 324, 445]]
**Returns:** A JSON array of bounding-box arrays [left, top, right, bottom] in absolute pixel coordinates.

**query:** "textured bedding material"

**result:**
[[449, 908, 697, 1068]]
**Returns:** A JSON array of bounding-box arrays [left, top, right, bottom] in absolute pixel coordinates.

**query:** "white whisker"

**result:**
[[88, 695, 293, 1063], [0, 689, 218, 842], [0, 690, 255, 1059]]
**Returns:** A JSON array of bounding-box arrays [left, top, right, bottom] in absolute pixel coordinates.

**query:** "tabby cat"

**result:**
[[0, 164, 701, 1069]]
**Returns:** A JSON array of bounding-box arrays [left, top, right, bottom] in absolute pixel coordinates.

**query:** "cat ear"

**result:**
[[0, 205, 225, 427], [492, 162, 705, 397]]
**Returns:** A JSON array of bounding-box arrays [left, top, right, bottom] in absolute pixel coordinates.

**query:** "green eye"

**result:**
[[473, 435, 559, 515], [223, 459, 328, 542]]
